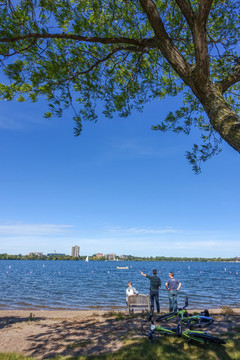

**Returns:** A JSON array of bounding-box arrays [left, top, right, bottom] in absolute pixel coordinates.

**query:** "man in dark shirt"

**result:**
[[141, 269, 161, 313], [165, 272, 181, 312]]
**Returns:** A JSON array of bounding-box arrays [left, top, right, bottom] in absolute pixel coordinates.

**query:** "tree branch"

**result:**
[[196, 0, 214, 26], [0, 32, 156, 48], [139, 0, 191, 84], [0, 38, 37, 58], [218, 60, 240, 93], [68, 46, 147, 79], [31, 46, 148, 90], [174, 0, 213, 86], [189, 0, 213, 84], [174, 0, 195, 28]]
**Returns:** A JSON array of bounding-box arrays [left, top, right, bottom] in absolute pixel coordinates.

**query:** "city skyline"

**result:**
[[1, 247, 239, 260]]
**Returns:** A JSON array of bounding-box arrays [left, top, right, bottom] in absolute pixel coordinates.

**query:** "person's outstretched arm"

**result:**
[[140, 272, 146, 277]]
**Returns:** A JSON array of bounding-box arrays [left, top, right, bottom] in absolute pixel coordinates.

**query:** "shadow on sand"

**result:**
[[1, 313, 239, 359], [0, 314, 44, 329]]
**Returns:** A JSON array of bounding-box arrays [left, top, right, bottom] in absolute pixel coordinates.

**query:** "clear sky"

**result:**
[[0, 93, 239, 258]]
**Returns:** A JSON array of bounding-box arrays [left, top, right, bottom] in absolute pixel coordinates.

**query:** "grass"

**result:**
[[67, 340, 93, 349], [221, 306, 234, 316], [0, 333, 239, 360], [103, 310, 139, 321], [0, 355, 33, 360], [104, 311, 127, 321]]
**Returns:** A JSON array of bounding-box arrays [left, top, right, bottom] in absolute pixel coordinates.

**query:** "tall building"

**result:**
[[71, 245, 80, 257], [105, 253, 116, 261]]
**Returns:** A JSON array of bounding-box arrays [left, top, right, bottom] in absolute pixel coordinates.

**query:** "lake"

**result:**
[[0, 260, 239, 311]]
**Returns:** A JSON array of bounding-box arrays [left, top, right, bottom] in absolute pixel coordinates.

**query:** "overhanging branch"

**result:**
[[0, 32, 156, 48], [189, 0, 212, 83], [139, 0, 191, 83], [61, 46, 148, 82], [174, 0, 195, 28], [196, 0, 214, 26], [218, 60, 240, 93]]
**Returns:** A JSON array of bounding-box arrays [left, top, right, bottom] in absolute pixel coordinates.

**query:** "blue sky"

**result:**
[[0, 93, 239, 258]]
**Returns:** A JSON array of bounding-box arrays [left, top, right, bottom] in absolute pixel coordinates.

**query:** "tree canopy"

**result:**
[[0, 0, 240, 172]]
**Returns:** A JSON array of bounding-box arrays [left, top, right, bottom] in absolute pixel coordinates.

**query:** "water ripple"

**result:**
[[0, 260, 239, 310]]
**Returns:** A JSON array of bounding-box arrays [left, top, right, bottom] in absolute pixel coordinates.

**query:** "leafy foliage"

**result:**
[[0, 0, 240, 171]]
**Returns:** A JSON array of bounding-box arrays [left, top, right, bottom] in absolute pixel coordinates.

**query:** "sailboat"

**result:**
[[85, 256, 89, 262]]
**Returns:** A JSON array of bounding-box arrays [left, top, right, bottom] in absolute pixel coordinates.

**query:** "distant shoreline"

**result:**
[[0, 257, 239, 262]]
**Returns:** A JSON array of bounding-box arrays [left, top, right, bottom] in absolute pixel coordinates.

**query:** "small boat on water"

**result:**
[[116, 266, 129, 270], [85, 256, 89, 262]]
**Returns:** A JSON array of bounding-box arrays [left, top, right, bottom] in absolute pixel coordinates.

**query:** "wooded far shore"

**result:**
[[0, 253, 239, 262]]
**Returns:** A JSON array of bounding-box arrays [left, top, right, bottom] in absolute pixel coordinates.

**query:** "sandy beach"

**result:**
[[0, 308, 240, 358]]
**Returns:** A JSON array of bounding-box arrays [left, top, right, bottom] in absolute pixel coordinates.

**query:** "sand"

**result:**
[[0, 308, 239, 358]]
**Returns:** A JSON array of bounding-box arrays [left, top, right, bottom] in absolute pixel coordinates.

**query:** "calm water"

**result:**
[[0, 260, 239, 311]]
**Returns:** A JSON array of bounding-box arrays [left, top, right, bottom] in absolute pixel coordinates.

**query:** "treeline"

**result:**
[[127, 256, 239, 262], [0, 253, 239, 262]]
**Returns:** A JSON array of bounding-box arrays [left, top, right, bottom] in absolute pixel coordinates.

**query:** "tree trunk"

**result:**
[[198, 84, 240, 153]]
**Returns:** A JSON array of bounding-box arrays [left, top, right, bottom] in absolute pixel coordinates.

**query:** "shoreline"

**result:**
[[1, 306, 240, 317], [1, 301, 240, 311], [1, 302, 240, 312]]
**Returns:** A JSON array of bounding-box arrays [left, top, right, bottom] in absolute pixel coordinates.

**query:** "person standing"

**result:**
[[165, 272, 181, 312], [141, 269, 161, 314]]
